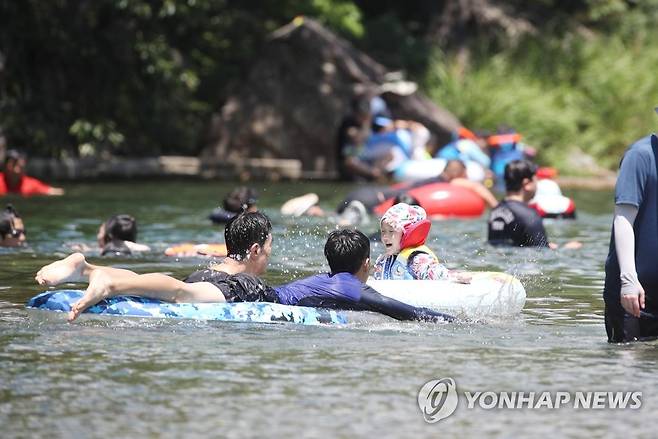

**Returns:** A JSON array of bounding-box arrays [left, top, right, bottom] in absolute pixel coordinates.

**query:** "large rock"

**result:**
[[202, 17, 461, 178]]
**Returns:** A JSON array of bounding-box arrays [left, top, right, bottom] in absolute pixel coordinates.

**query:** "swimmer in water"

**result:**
[[0, 204, 26, 247], [97, 214, 151, 256], [209, 186, 258, 224], [35, 213, 453, 323]]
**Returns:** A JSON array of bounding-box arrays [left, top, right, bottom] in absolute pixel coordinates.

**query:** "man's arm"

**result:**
[[614, 204, 645, 317], [22, 176, 63, 196], [47, 187, 65, 196], [450, 178, 498, 208], [358, 285, 455, 322]]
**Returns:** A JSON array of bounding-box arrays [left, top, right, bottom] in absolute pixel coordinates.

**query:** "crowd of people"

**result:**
[[6, 106, 658, 343], [21, 157, 578, 327], [335, 94, 534, 189]]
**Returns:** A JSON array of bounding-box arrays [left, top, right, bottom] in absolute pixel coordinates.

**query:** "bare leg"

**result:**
[[36, 253, 227, 322], [67, 272, 226, 321], [35, 253, 139, 287]]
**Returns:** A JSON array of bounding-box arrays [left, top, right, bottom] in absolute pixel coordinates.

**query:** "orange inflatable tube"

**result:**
[[164, 243, 228, 258], [374, 182, 485, 218]]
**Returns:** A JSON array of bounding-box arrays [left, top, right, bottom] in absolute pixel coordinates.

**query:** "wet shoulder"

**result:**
[[184, 268, 229, 284]]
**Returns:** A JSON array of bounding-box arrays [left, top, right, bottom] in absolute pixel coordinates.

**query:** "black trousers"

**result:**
[[605, 302, 658, 342]]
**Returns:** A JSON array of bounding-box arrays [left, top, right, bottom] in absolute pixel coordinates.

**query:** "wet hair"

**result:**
[[4, 149, 26, 167], [393, 192, 420, 206], [504, 159, 537, 192], [223, 186, 258, 213], [102, 214, 138, 244], [224, 212, 272, 260], [0, 204, 22, 238], [101, 241, 132, 256], [324, 229, 370, 275]]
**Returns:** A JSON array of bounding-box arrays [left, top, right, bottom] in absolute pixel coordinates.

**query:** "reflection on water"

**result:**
[[1, 181, 656, 438]]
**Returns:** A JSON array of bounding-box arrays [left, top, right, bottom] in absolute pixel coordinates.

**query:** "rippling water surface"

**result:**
[[1, 181, 656, 438]]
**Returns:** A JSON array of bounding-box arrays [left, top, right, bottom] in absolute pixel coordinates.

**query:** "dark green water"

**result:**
[[1, 181, 656, 438]]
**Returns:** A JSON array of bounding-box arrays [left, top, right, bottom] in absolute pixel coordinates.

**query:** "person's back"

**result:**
[[275, 229, 370, 306], [98, 214, 148, 256], [487, 160, 548, 248], [274, 229, 454, 322], [275, 272, 362, 307], [488, 199, 547, 247]]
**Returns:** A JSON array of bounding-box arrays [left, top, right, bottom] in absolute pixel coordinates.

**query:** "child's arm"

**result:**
[[371, 253, 386, 280], [409, 253, 449, 280]]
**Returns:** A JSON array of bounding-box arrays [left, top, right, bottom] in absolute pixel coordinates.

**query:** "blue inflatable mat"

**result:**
[[27, 290, 349, 326]]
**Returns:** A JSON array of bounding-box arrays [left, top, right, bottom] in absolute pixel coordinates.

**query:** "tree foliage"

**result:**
[[1, 0, 657, 168]]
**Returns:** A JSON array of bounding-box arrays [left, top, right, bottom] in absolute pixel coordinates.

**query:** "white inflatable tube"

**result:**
[[368, 272, 526, 318], [393, 158, 486, 183]]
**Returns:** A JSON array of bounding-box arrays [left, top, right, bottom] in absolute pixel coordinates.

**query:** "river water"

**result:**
[[0, 181, 655, 438]]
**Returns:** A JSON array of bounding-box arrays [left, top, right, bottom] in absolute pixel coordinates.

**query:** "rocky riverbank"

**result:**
[[26, 155, 616, 189]]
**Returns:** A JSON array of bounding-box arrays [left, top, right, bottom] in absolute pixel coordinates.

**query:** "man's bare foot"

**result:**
[[35, 253, 88, 286], [68, 269, 114, 321]]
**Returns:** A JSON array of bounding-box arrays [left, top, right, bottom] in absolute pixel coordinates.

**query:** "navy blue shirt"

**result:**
[[274, 272, 454, 322], [487, 199, 549, 247], [274, 272, 362, 306], [604, 134, 658, 308]]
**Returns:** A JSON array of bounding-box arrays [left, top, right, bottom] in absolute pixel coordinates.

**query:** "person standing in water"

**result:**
[[604, 108, 658, 342], [487, 160, 582, 249]]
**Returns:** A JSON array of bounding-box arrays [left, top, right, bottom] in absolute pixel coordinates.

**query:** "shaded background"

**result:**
[[2, 0, 658, 171]]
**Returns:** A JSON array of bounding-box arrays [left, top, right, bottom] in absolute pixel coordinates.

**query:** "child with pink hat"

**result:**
[[372, 203, 448, 280]]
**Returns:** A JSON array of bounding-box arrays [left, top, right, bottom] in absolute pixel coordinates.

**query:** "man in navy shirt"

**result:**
[[604, 118, 658, 342], [275, 229, 452, 322], [487, 160, 550, 247]]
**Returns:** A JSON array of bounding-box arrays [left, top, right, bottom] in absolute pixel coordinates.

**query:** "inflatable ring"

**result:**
[[374, 182, 485, 218], [529, 179, 576, 219], [164, 243, 228, 258], [27, 290, 348, 325]]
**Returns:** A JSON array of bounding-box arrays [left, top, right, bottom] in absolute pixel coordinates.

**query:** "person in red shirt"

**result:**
[[0, 150, 64, 196]]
